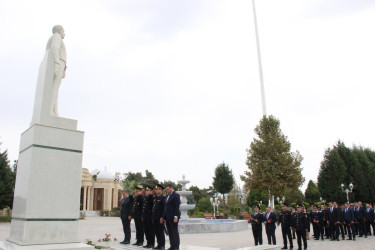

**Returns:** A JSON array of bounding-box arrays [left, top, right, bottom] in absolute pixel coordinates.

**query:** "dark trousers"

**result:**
[[166, 219, 180, 249], [142, 216, 154, 245], [121, 218, 131, 241], [339, 223, 345, 239], [281, 225, 293, 248], [359, 219, 366, 236], [365, 220, 372, 235], [153, 219, 165, 247], [265, 225, 276, 245], [330, 223, 339, 239], [344, 221, 355, 239], [134, 218, 144, 243], [296, 229, 307, 249], [252, 225, 262, 245]]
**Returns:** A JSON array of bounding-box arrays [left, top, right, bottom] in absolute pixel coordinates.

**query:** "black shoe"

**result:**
[[353, 238, 356, 241], [281, 247, 288, 249], [153, 246, 160, 250], [133, 242, 139, 245], [138, 242, 144, 246], [336, 238, 340, 241]]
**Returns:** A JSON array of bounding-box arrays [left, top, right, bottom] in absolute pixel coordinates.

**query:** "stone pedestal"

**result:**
[[0, 123, 92, 249]]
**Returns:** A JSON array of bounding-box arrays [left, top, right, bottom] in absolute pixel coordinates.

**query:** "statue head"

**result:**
[[52, 25, 65, 39]]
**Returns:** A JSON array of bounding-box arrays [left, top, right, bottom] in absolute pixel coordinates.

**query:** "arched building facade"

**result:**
[[80, 168, 122, 211]]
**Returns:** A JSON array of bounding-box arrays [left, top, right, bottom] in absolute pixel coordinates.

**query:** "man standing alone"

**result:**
[[164, 184, 180, 250]]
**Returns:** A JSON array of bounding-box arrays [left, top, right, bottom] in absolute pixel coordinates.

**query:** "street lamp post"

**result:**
[[341, 183, 354, 203]]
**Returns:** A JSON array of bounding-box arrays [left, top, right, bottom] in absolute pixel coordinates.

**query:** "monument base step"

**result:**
[[0, 241, 94, 250]]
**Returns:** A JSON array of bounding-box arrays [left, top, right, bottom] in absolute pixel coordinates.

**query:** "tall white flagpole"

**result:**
[[252, 0, 267, 117]]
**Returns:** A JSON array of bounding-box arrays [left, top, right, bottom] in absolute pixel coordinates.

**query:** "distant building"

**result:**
[[80, 167, 121, 211]]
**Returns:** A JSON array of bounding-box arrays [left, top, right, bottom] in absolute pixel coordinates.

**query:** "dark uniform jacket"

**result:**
[[250, 212, 264, 228], [278, 210, 292, 227], [121, 196, 134, 220], [152, 194, 165, 220], [142, 195, 153, 219], [311, 210, 322, 224], [292, 212, 309, 231], [131, 194, 143, 219], [321, 208, 329, 223]]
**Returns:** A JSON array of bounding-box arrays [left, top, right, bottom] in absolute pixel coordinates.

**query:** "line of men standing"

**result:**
[[250, 201, 375, 250], [120, 183, 181, 250]]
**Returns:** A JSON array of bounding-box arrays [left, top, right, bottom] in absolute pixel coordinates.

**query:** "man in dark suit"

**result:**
[[263, 206, 276, 245], [328, 202, 339, 241], [153, 184, 166, 250], [355, 202, 366, 237], [277, 203, 293, 249], [365, 203, 374, 236], [343, 203, 355, 240], [250, 205, 263, 246], [164, 184, 180, 250], [120, 190, 134, 244]]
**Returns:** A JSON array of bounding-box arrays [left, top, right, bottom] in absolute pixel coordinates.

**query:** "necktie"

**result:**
[[267, 213, 269, 220], [166, 194, 170, 202]]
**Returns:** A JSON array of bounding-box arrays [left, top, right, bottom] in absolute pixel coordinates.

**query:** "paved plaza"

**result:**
[[1, 216, 375, 249]]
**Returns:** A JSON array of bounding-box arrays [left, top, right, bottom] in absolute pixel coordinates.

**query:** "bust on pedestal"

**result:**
[[0, 25, 92, 250]]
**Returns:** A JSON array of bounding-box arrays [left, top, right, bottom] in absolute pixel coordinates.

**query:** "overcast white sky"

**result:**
[[1, 0, 375, 192]]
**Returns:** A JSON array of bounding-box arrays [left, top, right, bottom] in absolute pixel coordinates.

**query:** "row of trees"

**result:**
[[317, 141, 375, 204]]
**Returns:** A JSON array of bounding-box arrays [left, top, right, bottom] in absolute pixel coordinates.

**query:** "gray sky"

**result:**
[[1, 0, 375, 192]]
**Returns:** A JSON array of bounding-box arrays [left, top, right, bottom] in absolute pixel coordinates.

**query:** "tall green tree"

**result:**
[[212, 162, 235, 213], [304, 180, 320, 205], [317, 146, 347, 203], [0, 149, 14, 209], [284, 187, 304, 205], [241, 115, 304, 201]]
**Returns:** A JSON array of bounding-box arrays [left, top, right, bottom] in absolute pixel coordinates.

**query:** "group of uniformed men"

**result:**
[[120, 183, 181, 250], [250, 201, 375, 250]]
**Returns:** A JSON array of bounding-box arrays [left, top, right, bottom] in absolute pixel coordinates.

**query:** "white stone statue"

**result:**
[[47, 25, 67, 116], [31, 25, 76, 130]]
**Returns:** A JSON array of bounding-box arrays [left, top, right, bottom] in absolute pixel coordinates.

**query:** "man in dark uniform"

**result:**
[[328, 202, 339, 241], [263, 206, 276, 245], [311, 205, 323, 240], [321, 204, 329, 239], [250, 205, 263, 246], [120, 190, 134, 244], [142, 185, 155, 248], [131, 185, 144, 246], [278, 203, 293, 249], [152, 184, 166, 250], [164, 184, 181, 250], [291, 204, 308, 250], [291, 206, 297, 239], [343, 203, 355, 241]]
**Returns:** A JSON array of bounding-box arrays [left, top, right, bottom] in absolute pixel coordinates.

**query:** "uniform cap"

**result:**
[[145, 185, 153, 191], [154, 184, 165, 190], [281, 202, 288, 207]]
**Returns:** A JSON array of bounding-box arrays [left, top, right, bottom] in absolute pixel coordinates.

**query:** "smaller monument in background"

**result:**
[[177, 175, 195, 220]]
